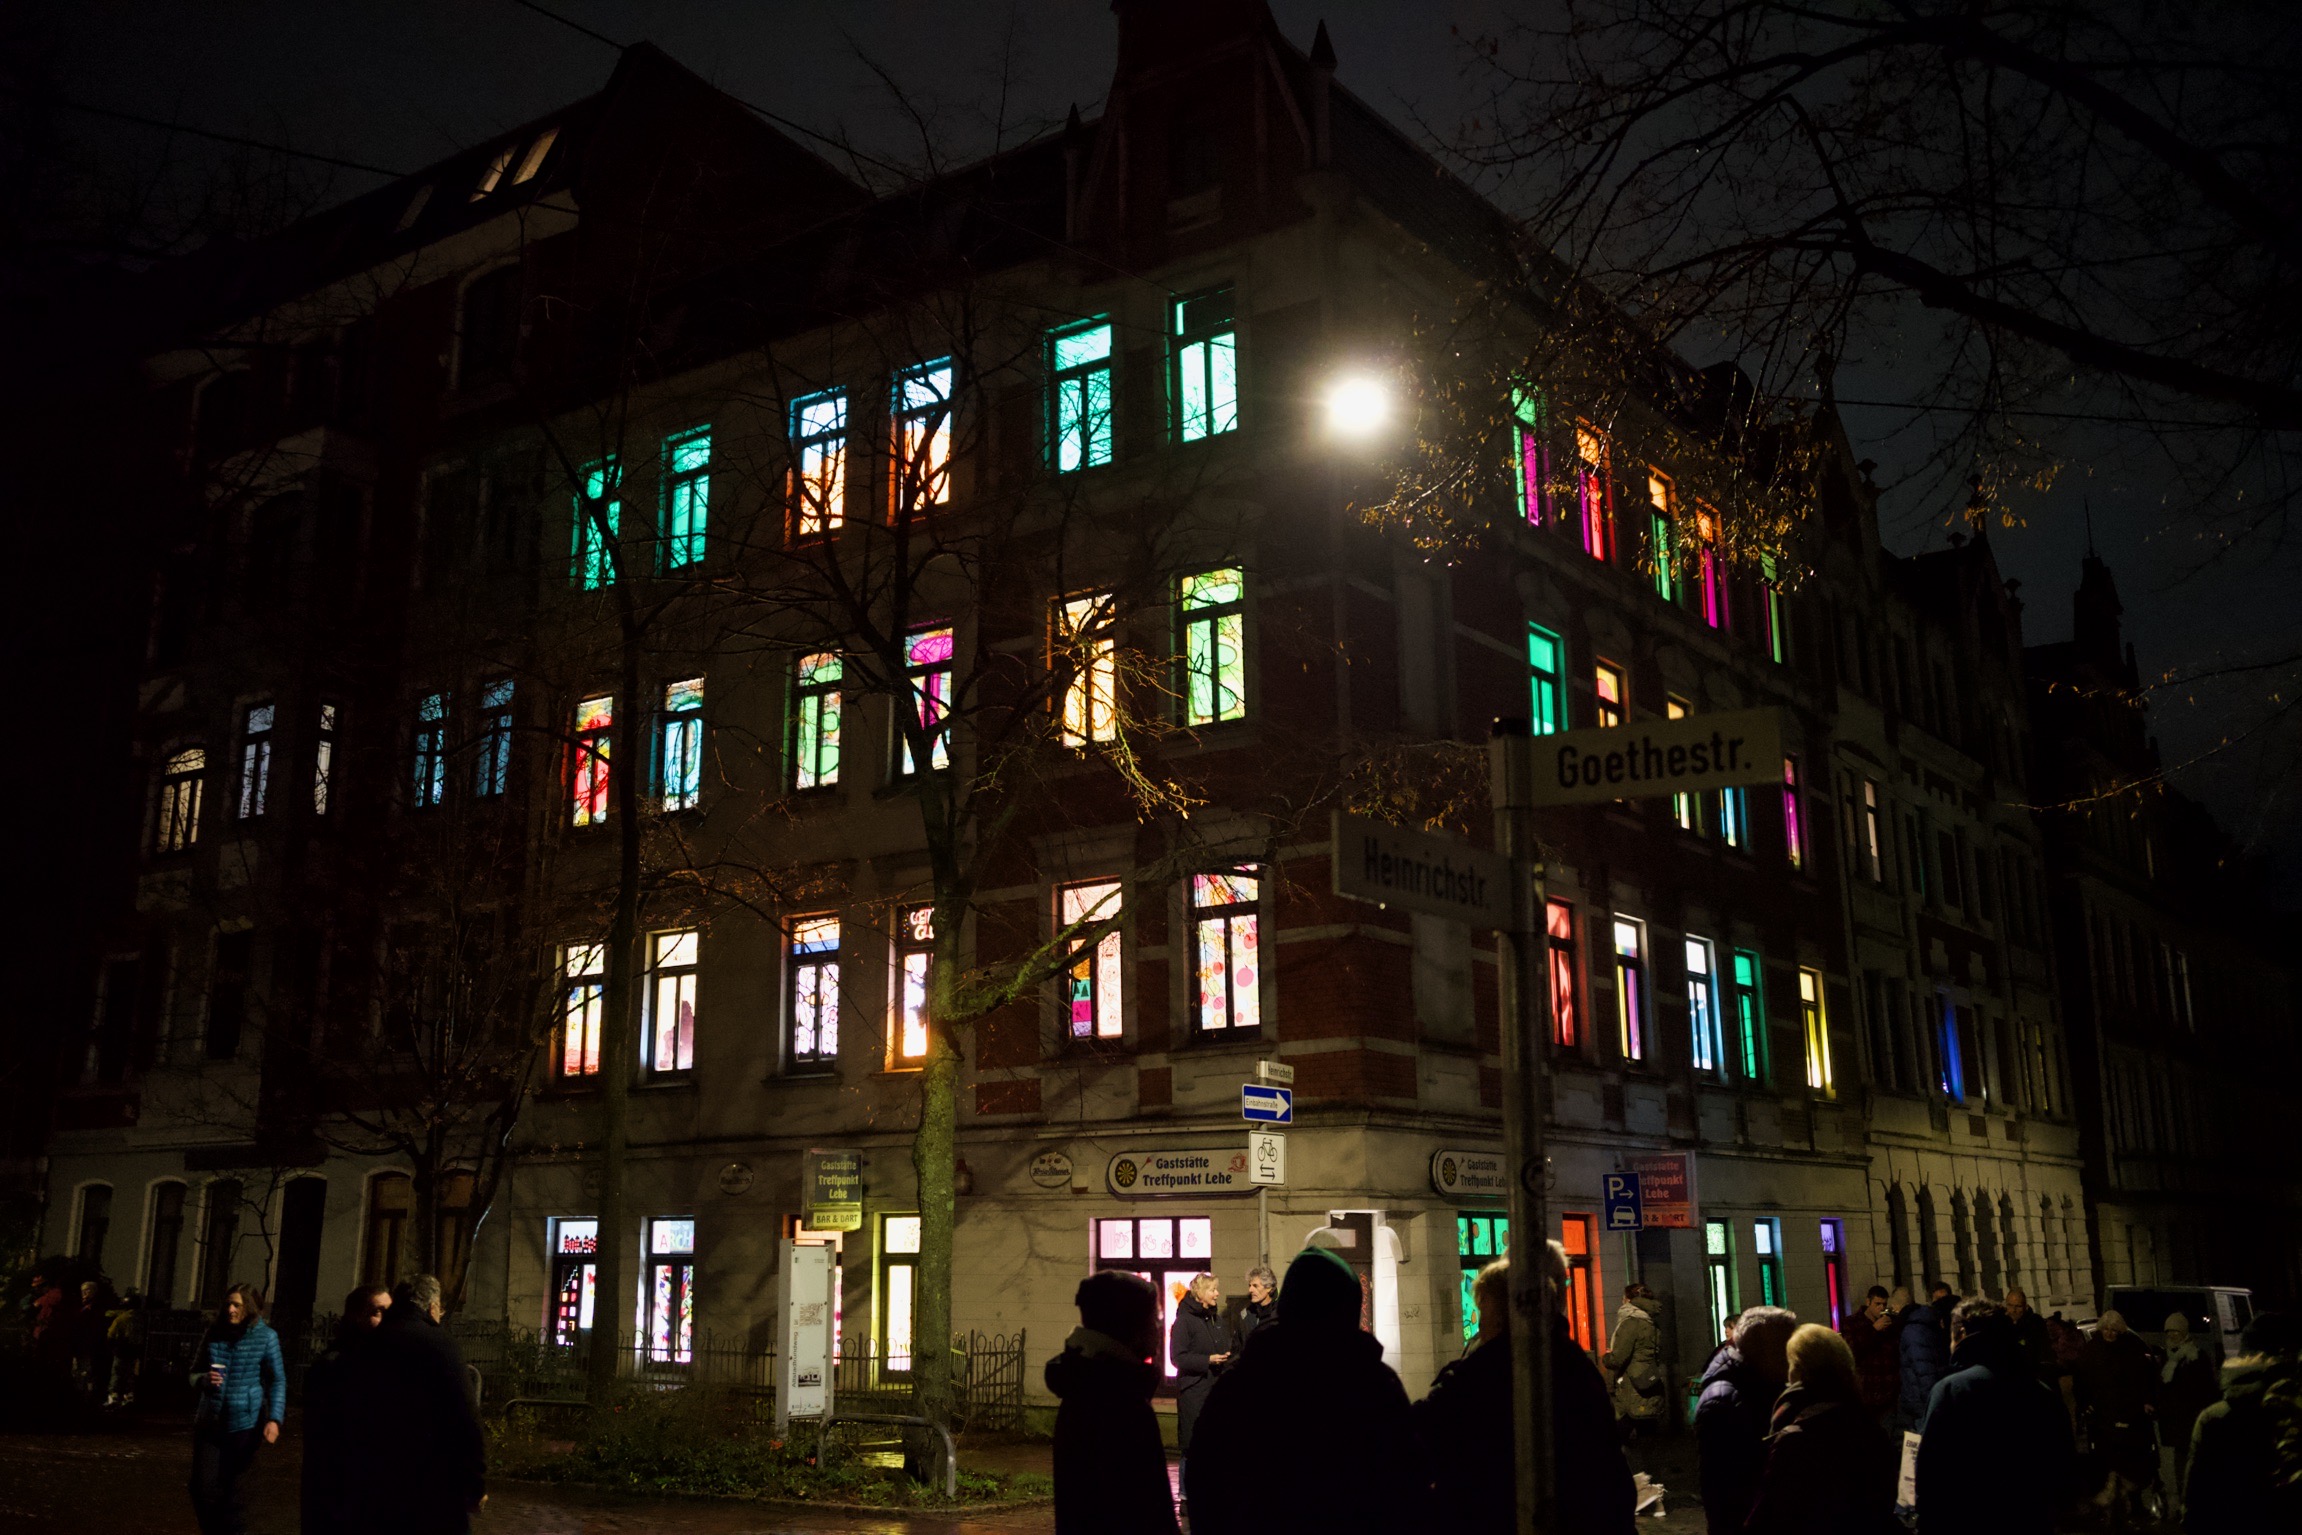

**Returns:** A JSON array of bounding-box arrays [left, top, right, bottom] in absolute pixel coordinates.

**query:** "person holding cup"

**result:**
[[188, 1282, 285, 1535]]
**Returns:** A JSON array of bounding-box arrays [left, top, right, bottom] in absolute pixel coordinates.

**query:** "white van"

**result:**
[[2105, 1286, 2255, 1365]]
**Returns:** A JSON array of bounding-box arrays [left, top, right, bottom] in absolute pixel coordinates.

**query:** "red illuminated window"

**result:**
[[1547, 899, 1580, 1048], [1561, 1212, 1605, 1353]]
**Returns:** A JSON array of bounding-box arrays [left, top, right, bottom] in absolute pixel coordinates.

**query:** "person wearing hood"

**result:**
[[302, 1285, 392, 1535], [1046, 1270, 1178, 1535], [2183, 1310, 2302, 1535], [1412, 1246, 1636, 1535], [1602, 1281, 1667, 1433], [187, 1282, 286, 1535], [1169, 1272, 1232, 1467], [1233, 1266, 1277, 1351], [1183, 1246, 1423, 1535], [2156, 1311, 2218, 1517], [1896, 1286, 1951, 1430], [1916, 1299, 2075, 1535], [1743, 1323, 1898, 1535], [1695, 1303, 1795, 1534]]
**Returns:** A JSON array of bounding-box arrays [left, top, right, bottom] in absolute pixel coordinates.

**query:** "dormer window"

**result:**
[[513, 127, 559, 184], [472, 146, 515, 201]]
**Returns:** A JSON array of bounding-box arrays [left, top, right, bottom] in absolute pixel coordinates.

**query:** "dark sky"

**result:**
[[29, 0, 2299, 882]]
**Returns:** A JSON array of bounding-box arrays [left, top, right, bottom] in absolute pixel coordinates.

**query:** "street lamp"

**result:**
[[1324, 373, 1391, 440]]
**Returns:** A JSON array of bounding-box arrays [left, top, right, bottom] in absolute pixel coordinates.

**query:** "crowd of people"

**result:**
[[22, 1261, 155, 1409]]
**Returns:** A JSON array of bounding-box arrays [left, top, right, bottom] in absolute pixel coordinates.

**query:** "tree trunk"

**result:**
[[586, 609, 644, 1406], [910, 1030, 960, 1428]]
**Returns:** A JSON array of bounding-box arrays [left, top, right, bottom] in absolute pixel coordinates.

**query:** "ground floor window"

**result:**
[[1456, 1212, 1509, 1344], [549, 1218, 598, 1348], [1560, 1212, 1605, 1354], [1819, 1218, 1848, 1328], [1754, 1218, 1785, 1307], [1094, 1214, 1214, 1388], [1703, 1219, 1737, 1347], [881, 1214, 920, 1373], [362, 1173, 411, 1289], [644, 1217, 695, 1364], [198, 1179, 242, 1309]]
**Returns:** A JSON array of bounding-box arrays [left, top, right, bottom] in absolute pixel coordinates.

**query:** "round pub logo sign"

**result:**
[[1111, 1157, 1139, 1189]]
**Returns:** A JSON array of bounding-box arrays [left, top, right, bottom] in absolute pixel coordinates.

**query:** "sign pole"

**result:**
[[1491, 719, 1556, 1535]]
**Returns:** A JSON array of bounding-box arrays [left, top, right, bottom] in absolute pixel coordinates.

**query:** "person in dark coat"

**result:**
[[1412, 1248, 1635, 1535], [2184, 1311, 2302, 1535], [1047, 1270, 1178, 1535], [1233, 1266, 1277, 1351], [1839, 1285, 1900, 1422], [187, 1283, 286, 1535], [2005, 1287, 2054, 1380], [301, 1285, 392, 1535], [1694, 1304, 1794, 1534], [2156, 1310, 2219, 1513], [2078, 1309, 2159, 1517], [1168, 1272, 1232, 1460], [1183, 1246, 1424, 1535], [1896, 1289, 1951, 1429], [1744, 1323, 1898, 1535], [1916, 1299, 2075, 1535], [338, 1274, 485, 1535]]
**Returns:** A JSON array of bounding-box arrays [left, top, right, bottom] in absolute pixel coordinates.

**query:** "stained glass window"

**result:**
[[411, 693, 448, 809], [1547, 898, 1580, 1048], [1191, 869, 1260, 1034], [476, 681, 513, 797], [549, 1217, 598, 1347], [561, 944, 604, 1077], [792, 653, 841, 789], [571, 695, 612, 826], [645, 1217, 696, 1364], [1800, 966, 1834, 1095], [1512, 385, 1548, 525], [1646, 470, 1676, 601], [236, 704, 273, 819], [1049, 318, 1113, 472], [155, 748, 205, 853], [1457, 1213, 1509, 1344], [1782, 755, 1805, 868], [1613, 917, 1646, 1062], [660, 678, 703, 812], [895, 906, 934, 1062], [661, 427, 710, 569], [647, 929, 697, 1074], [791, 390, 846, 536], [1594, 661, 1627, 729], [788, 916, 840, 1066], [1667, 699, 1700, 832], [1732, 950, 1769, 1083], [1686, 937, 1722, 1075], [1180, 569, 1246, 724], [1174, 285, 1238, 442], [1061, 881, 1124, 1039], [892, 359, 953, 513], [1761, 554, 1790, 664], [313, 705, 337, 816], [1528, 625, 1564, 735], [1695, 505, 1726, 629], [1820, 1218, 1848, 1328], [1573, 422, 1612, 561], [1561, 1213, 1604, 1352], [899, 626, 954, 775], [1719, 786, 1749, 849], [1057, 593, 1118, 746], [1754, 1218, 1784, 1306], [573, 459, 620, 589]]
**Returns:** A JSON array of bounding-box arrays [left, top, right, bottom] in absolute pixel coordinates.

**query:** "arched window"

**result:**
[[74, 1184, 113, 1270], [146, 1182, 188, 1303], [1950, 1191, 1976, 1294], [1916, 1187, 1941, 1289], [1885, 1184, 1912, 1289], [154, 747, 207, 853], [1975, 1192, 2000, 1296], [363, 1172, 413, 1289]]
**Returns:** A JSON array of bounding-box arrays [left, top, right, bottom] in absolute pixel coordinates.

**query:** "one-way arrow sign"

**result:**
[[1242, 1084, 1293, 1124]]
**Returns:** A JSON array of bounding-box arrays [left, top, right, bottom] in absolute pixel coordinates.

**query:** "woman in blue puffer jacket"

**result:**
[[188, 1282, 286, 1535]]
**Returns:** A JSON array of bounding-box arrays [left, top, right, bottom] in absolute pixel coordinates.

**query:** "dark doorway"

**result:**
[[274, 1178, 326, 1330]]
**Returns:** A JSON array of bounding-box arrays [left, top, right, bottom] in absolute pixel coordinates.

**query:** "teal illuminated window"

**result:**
[[573, 459, 620, 588], [1512, 385, 1548, 525], [1646, 470, 1676, 601], [1719, 786, 1749, 849], [475, 680, 513, 797], [892, 359, 953, 511], [660, 678, 702, 812], [1704, 1220, 1737, 1346], [412, 693, 448, 809], [1528, 625, 1564, 735], [1731, 950, 1770, 1083], [1049, 319, 1112, 472], [791, 391, 847, 535], [661, 428, 710, 569], [1457, 1212, 1510, 1344], [1180, 568, 1246, 724], [791, 653, 841, 790], [1754, 1218, 1785, 1307], [1174, 285, 1238, 442]]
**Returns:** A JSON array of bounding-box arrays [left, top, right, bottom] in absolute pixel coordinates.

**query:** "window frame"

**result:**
[[1612, 916, 1648, 1063], [1686, 936, 1723, 1076], [1704, 1219, 1738, 1347], [1059, 880, 1126, 1042], [236, 702, 274, 820], [475, 681, 514, 798], [1172, 284, 1239, 443], [560, 943, 605, 1079], [1512, 386, 1548, 525], [1753, 1217, 1786, 1307], [570, 694, 613, 827], [890, 359, 954, 515], [1527, 625, 1565, 735], [1781, 755, 1805, 868], [1800, 966, 1835, 1096], [1179, 568, 1248, 726], [790, 389, 847, 537], [892, 905, 935, 1065], [1546, 897, 1581, 1049], [1572, 421, 1613, 562], [411, 692, 449, 810], [790, 653, 842, 790], [644, 929, 698, 1076], [1645, 469, 1676, 602], [1056, 592, 1119, 747], [155, 746, 207, 854], [896, 626, 954, 776], [1047, 317, 1114, 472], [642, 1216, 696, 1365], [1693, 504, 1726, 629], [313, 704, 338, 815], [658, 678, 704, 813], [1731, 949, 1770, 1084], [572, 458, 621, 590], [1761, 554, 1789, 663], [1190, 867, 1263, 1037], [786, 915, 841, 1069], [1594, 660, 1627, 730], [660, 426, 711, 570], [1666, 698, 1701, 832]]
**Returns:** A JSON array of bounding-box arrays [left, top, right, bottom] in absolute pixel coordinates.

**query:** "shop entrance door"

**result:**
[[1093, 1214, 1213, 1395]]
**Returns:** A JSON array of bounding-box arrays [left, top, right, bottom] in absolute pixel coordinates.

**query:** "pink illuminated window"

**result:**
[[899, 626, 953, 774], [1783, 755, 1806, 869], [1695, 505, 1726, 629], [1547, 898, 1580, 1047], [1513, 386, 1548, 525], [560, 944, 604, 1077], [1192, 869, 1261, 1034], [1574, 423, 1612, 561], [1061, 881, 1124, 1039], [571, 695, 613, 826]]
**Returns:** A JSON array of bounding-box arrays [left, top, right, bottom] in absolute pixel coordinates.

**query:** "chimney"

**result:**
[[1309, 20, 1335, 167]]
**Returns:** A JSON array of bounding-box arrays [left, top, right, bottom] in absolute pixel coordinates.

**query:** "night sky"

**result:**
[[24, 0, 2298, 885]]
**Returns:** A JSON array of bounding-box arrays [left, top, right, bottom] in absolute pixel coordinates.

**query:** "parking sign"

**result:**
[[1603, 1171, 1644, 1231]]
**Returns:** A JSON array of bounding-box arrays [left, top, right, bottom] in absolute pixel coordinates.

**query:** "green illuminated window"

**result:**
[[791, 653, 841, 790], [1704, 1219, 1737, 1346], [1174, 285, 1238, 442], [573, 459, 620, 588], [1528, 625, 1564, 735], [661, 428, 710, 569], [1049, 319, 1112, 472], [1512, 385, 1548, 525], [1732, 950, 1770, 1083], [1180, 568, 1246, 724], [660, 678, 703, 812], [1754, 1218, 1784, 1307], [1457, 1212, 1510, 1344], [1719, 786, 1749, 849], [1761, 554, 1789, 664], [1646, 470, 1676, 602]]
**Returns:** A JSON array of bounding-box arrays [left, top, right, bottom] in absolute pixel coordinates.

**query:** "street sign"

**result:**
[[1603, 1171, 1644, 1232], [1507, 707, 1786, 808], [1242, 1084, 1293, 1124], [1626, 1152, 1695, 1229], [1256, 1059, 1295, 1085], [1249, 1131, 1286, 1186], [1330, 811, 1515, 930], [1430, 1148, 1509, 1200]]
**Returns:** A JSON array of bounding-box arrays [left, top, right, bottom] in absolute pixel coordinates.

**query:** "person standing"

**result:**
[[1234, 1266, 1277, 1352], [1169, 1273, 1232, 1472], [1046, 1271, 1178, 1535], [187, 1283, 285, 1535], [2155, 1312, 2218, 1517], [2183, 1311, 2302, 1534], [1694, 1304, 1795, 1534], [1183, 1246, 1424, 1535], [2078, 1309, 2160, 1520], [1896, 1285, 1950, 1430], [1603, 1281, 1667, 1435], [1916, 1299, 2074, 1535], [1839, 1285, 1901, 1424], [1742, 1323, 1898, 1535], [2005, 1287, 2053, 1379], [339, 1274, 486, 1535], [302, 1285, 392, 1535]]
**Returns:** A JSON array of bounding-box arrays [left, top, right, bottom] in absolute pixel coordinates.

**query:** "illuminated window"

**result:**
[[571, 694, 612, 826], [312, 705, 337, 815], [1704, 1221, 1737, 1344], [233, 704, 274, 820], [1060, 881, 1124, 1040], [1547, 898, 1580, 1048], [1512, 385, 1548, 525], [1057, 593, 1118, 746], [643, 1217, 695, 1364], [790, 391, 846, 536], [1528, 625, 1564, 735], [475, 681, 513, 797], [1174, 285, 1238, 442], [1049, 318, 1113, 472], [790, 654, 841, 789], [898, 626, 954, 774], [1754, 1218, 1784, 1306], [646, 930, 697, 1075], [1561, 1213, 1605, 1352], [891, 359, 953, 514], [1686, 937, 1722, 1074], [1180, 568, 1246, 724], [1646, 470, 1676, 601], [1800, 967, 1834, 1094], [1456, 1213, 1510, 1344], [1861, 780, 1884, 881], [1192, 869, 1262, 1034], [511, 127, 557, 185], [894, 906, 935, 1062], [1667, 699, 1700, 831], [1594, 661, 1627, 729], [548, 1217, 597, 1347], [659, 678, 703, 812], [788, 917, 840, 1066], [1719, 787, 1749, 849], [573, 459, 620, 589], [1573, 422, 1612, 561], [1819, 1218, 1848, 1328], [1613, 918, 1647, 1061], [661, 428, 710, 569], [1731, 950, 1769, 1083], [472, 145, 514, 200], [1095, 1216, 1214, 1381], [881, 1214, 921, 1372], [411, 693, 448, 809], [560, 943, 604, 1077], [1761, 554, 1789, 663], [1781, 755, 1805, 868], [1695, 505, 1726, 629]]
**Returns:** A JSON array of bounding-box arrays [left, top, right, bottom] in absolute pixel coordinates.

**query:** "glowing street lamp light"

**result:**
[[1324, 373, 1391, 439]]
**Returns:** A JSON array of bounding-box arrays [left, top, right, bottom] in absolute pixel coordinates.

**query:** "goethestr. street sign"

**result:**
[[1510, 707, 1786, 808], [1330, 811, 1514, 930]]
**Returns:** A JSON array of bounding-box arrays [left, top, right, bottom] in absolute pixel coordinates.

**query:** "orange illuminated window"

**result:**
[[1561, 1212, 1605, 1352]]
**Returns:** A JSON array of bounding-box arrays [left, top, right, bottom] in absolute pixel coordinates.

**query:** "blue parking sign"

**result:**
[[1603, 1171, 1643, 1232]]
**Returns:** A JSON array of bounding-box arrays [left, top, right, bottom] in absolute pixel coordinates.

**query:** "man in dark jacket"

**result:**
[[2184, 1311, 2302, 1535], [339, 1275, 485, 1535], [1047, 1270, 1177, 1535], [1916, 1299, 2074, 1535], [2078, 1309, 2159, 1515], [1897, 1290, 1951, 1429], [301, 1285, 390, 1535], [1412, 1248, 1635, 1535], [1232, 1266, 1276, 1352], [1839, 1285, 1900, 1422], [1168, 1272, 1231, 1460], [2005, 1287, 2054, 1380], [1184, 1246, 1423, 1535], [1694, 1304, 1794, 1534]]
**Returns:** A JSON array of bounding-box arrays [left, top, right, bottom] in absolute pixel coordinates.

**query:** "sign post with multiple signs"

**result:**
[[1241, 1084, 1293, 1124]]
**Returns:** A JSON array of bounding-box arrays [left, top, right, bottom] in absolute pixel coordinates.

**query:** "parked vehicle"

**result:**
[[2104, 1287, 2254, 1365]]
